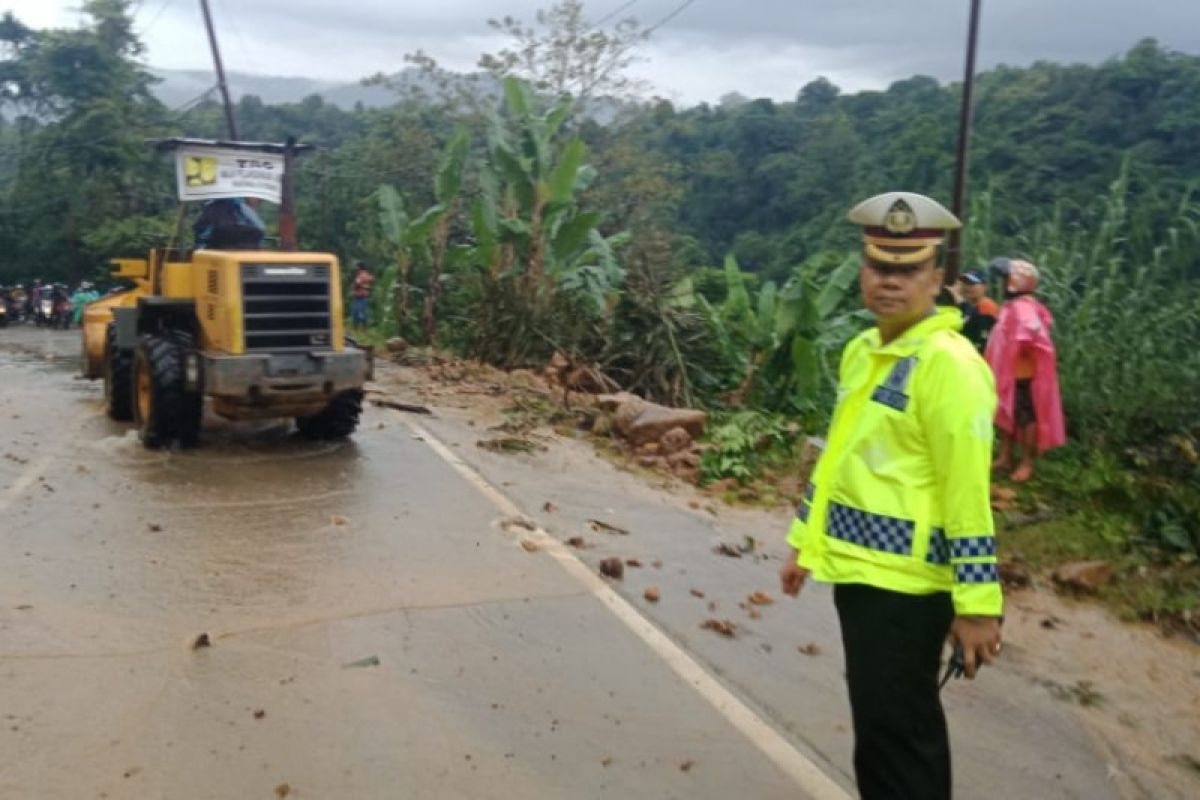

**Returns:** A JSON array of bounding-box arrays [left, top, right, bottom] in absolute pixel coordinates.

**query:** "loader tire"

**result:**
[[296, 389, 363, 440], [104, 323, 134, 421], [133, 330, 202, 449]]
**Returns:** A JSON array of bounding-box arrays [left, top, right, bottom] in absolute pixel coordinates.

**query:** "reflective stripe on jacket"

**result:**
[[788, 307, 1003, 617]]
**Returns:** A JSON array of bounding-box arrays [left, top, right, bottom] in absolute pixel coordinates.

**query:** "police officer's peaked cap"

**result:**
[[847, 192, 961, 266]]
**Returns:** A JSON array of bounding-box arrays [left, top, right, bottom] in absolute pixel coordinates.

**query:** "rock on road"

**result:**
[[0, 327, 1119, 799]]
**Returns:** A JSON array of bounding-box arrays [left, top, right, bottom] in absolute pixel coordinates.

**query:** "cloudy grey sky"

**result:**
[[9, 1, 1200, 103]]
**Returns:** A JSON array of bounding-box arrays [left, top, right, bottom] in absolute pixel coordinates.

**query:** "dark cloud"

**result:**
[[12, 1, 1200, 101], [167, 1, 1200, 68], [661, 0, 1200, 81]]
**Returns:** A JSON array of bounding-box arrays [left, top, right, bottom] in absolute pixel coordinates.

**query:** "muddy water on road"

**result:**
[[0, 330, 812, 800]]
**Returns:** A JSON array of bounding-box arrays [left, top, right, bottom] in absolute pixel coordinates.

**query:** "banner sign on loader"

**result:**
[[175, 146, 284, 204]]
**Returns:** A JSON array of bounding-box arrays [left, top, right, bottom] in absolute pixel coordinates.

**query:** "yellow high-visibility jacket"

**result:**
[[788, 307, 1003, 617]]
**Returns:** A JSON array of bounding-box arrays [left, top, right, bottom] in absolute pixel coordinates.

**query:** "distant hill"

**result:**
[[150, 68, 402, 110], [150, 67, 621, 117]]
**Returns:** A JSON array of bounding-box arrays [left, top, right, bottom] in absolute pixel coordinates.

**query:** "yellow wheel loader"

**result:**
[[81, 139, 371, 448]]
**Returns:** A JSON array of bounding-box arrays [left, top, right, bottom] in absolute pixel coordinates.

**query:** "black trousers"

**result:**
[[834, 583, 955, 800]]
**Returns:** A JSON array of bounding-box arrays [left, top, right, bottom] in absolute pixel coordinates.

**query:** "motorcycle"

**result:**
[[35, 296, 54, 327], [53, 296, 73, 329], [4, 298, 22, 325], [0, 302, 7, 328]]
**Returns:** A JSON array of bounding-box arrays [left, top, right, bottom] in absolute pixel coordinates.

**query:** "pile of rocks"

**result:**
[[594, 392, 708, 484]]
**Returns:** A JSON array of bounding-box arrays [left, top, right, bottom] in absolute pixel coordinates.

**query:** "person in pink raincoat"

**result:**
[[984, 259, 1067, 482]]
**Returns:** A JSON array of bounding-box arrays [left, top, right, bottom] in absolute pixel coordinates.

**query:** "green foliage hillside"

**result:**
[[601, 38, 1200, 279]]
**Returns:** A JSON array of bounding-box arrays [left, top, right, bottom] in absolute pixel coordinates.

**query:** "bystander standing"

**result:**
[[985, 258, 1066, 482], [955, 269, 998, 353], [349, 261, 375, 331]]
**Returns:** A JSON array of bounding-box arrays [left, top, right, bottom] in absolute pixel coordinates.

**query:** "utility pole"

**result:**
[[946, 0, 982, 284], [320, 148, 329, 247], [199, 0, 239, 141], [280, 137, 298, 251]]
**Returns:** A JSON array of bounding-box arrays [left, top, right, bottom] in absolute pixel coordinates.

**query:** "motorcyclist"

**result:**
[[70, 282, 99, 326], [27, 280, 43, 318], [50, 283, 71, 327], [10, 284, 26, 321]]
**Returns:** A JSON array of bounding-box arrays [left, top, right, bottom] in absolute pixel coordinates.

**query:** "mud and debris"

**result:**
[[587, 519, 630, 536], [343, 656, 382, 669], [477, 436, 545, 454], [700, 619, 737, 638], [370, 397, 433, 415], [500, 516, 536, 532], [599, 558, 625, 580]]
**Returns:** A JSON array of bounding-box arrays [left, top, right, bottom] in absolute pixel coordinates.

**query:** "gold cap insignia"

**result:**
[[884, 199, 916, 235]]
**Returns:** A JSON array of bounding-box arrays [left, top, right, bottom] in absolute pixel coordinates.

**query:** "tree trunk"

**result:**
[[422, 218, 450, 343]]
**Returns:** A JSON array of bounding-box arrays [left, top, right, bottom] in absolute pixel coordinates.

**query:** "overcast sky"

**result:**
[[8, 1, 1200, 103]]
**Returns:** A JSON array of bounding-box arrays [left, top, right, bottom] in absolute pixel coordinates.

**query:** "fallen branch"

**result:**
[[371, 398, 434, 415]]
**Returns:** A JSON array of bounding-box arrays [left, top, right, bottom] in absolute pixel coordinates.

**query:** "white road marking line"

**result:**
[[0, 455, 54, 513], [399, 415, 851, 800]]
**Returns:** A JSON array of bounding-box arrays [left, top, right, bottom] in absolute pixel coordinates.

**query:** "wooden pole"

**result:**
[[946, 0, 982, 284], [280, 137, 298, 251], [320, 148, 329, 247], [198, 0, 239, 141]]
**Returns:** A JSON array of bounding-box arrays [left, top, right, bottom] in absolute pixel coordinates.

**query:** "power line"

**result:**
[[5, 83, 218, 160], [575, 0, 701, 98], [0, 85, 220, 219], [136, 0, 177, 38], [593, 1, 641, 29], [212, 0, 261, 75], [645, 0, 700, 36]]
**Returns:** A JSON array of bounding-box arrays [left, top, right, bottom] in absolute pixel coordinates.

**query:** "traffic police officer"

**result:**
[[780, 192, 1003, 799]]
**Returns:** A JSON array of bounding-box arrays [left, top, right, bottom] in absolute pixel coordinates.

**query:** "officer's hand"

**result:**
[[950, 616, 1002, 679], [779, 550, 810, 597]]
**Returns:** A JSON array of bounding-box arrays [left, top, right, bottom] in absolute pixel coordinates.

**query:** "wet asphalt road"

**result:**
[[0, 327, 823, 799], [0, 327, 1118, 799]]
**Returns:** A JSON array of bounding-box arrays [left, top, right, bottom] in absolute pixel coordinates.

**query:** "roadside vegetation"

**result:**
[[2, 1, 1197, 629]]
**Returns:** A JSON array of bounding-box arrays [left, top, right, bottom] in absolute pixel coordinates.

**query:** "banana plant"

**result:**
[[470, 76, 621, 305], [375, 184, 416, 334], [421, 125, 470, 341], [769, 252, 869, 412], [697, 252, 866, 413], [374, 125, 470, 343]]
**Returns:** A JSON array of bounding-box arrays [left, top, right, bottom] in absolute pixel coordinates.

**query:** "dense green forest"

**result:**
[[2, 2, 1198, 613]]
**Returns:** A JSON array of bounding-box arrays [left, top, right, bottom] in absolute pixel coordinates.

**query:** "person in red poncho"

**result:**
[[985, 259, 1067, 482]]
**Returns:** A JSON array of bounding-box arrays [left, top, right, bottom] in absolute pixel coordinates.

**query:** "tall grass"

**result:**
[[1001, 160, 1200, 447]]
